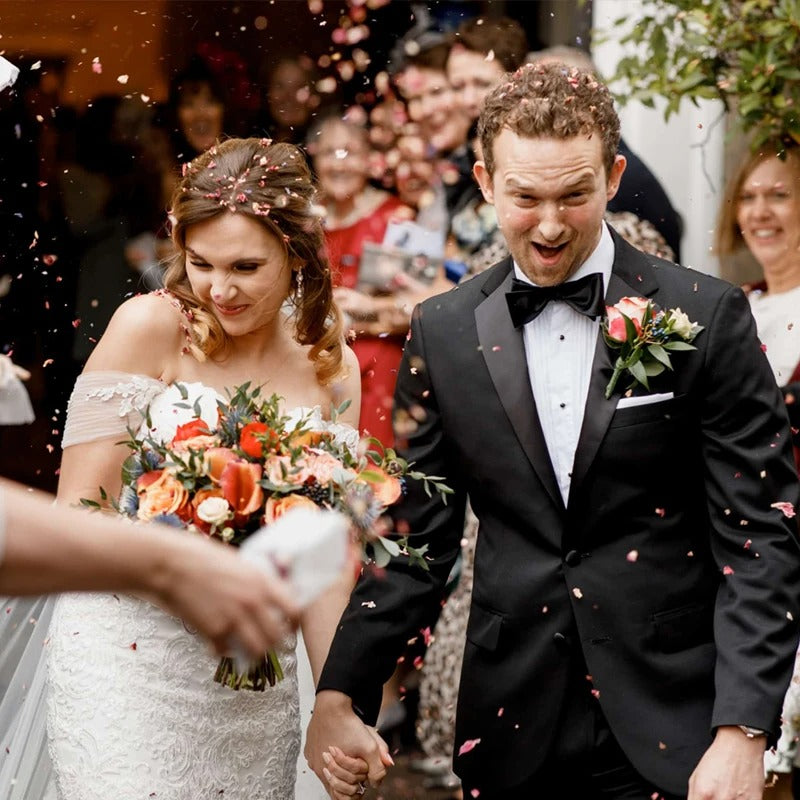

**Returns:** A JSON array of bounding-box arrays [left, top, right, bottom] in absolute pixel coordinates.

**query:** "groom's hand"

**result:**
[[688, 726, 766, 800], [306, 690, 393, 796]]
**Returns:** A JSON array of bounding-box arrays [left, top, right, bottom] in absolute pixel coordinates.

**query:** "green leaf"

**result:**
[[176, 383, 188, 401], [378, 536, 402, 556], [359, 469, 386, 482], [643, 360, 667, 377], [628, 359, 650, 389], [371, 538, 392, 568], [647, 344, 673, 368], [662, 341, 697, 351]]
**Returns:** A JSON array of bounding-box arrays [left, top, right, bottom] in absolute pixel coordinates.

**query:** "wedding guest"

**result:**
[[446, 16, 529, 123], [163, 55, 227, 165], [529, 46, 683, 261], [444, 18, 528, 276], [309, 62, 800, 800], [309, 112, 414, 446], [392, 38, 473, 225], [716, 139, 800, 799], [0, 478, 298, 655], [258, 56, 319, 146]]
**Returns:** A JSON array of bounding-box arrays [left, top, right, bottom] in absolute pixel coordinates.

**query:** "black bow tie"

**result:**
[[506, 273, 605, 328]]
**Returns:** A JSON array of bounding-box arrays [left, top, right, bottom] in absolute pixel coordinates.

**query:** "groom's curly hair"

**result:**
[[478, 61, 620, 178], [164, 137, 346, 385]]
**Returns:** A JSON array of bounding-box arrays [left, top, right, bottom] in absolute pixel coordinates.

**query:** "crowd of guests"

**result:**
[[7, 10, 800, 800]]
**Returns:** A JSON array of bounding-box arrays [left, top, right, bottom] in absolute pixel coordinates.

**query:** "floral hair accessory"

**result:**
[[603, 297, 703, 399]]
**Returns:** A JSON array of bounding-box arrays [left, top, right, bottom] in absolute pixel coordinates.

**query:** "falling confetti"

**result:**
[[771, 501, 796, 518], [458, 738, 481, 756], [626, 550, 639, 562], [722, 565, 735, 576], [572, 587, 583, 599], [117, 74, 129, 85]]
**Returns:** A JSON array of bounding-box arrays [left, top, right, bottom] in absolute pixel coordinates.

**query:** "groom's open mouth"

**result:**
[[532, 241, 568, 262]]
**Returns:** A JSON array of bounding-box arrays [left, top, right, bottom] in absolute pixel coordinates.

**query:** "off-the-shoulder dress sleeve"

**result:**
[[61, 371, 165, 449]]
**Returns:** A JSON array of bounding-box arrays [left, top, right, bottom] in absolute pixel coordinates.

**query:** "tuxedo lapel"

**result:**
[[475, 261, 564, 511], [568, 232, 661, 508]]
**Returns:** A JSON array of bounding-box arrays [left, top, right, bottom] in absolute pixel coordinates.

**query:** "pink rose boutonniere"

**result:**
[[603, 296, 703, 399]]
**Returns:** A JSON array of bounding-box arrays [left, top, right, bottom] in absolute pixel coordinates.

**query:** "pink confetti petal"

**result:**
[[722, 565, 735, 576], [458, 738, 481, 757], [771, 501, 796, 518]]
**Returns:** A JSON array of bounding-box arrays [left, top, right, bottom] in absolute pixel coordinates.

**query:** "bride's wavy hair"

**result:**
[[164, 137, 346, 384]]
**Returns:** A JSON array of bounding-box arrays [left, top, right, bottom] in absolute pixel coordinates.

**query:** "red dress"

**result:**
[[325, 194, 408, 447]]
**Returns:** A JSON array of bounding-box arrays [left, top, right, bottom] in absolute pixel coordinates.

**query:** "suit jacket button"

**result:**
[[553, 632, 571, 651], [564, 550, 581, 567]]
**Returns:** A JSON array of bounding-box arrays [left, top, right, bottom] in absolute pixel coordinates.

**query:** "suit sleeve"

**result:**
[[700, 285, 800, 736], [317, 305, 468, 723]]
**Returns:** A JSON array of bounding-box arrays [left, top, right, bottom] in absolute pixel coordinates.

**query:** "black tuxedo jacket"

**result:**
[[319, 232, 800, 794]]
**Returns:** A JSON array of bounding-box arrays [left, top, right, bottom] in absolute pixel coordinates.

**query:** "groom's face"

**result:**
[[474, 129, 626, 286]]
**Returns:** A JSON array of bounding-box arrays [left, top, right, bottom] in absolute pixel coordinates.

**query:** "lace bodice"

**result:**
[[62, 371, 360, 455]]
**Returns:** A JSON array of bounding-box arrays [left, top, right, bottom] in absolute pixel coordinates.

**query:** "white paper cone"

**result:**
[[0, 57, 20, 93]]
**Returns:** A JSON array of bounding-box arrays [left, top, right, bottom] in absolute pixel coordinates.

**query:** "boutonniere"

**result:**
[[603, 296, 703, 399]]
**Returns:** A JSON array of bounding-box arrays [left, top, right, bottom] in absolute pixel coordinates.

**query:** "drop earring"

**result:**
[[295, 267, 304, 299]]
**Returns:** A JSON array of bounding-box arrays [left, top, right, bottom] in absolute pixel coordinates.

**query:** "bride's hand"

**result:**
[[322, 745, 369, 799]]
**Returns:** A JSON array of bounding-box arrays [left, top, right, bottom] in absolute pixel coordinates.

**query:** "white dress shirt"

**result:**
[[514, 224, 614, 505], [748, 284, 800, 386]]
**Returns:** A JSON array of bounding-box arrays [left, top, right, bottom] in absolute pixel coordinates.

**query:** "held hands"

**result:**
[[688, 726, 767, 800], [306, 690, 394, 799]]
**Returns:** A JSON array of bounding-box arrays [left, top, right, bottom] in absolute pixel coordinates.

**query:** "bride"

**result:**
[[45, 137, 363, 799]]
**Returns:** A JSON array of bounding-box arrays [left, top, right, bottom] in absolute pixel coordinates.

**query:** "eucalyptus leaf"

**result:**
[[371, 538, 392, 568]]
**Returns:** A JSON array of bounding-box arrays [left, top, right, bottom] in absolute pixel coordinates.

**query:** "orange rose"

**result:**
[[263, 493, 319, 524], [203, 447, 239, 483], [359, 467, 403, 505], [219, 460, 264, 519], [136, 470, 191, 522], [171, 419, 217, 452], [239, 422, 280, 459]]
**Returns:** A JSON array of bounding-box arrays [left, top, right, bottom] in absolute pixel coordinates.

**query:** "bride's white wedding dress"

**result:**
[[44, 373, 347, 800]]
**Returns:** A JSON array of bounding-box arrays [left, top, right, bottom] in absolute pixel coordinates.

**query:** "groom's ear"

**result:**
[[473, 161, 495, 204]]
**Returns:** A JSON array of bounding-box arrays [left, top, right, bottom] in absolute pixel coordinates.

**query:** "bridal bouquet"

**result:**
[[87, 382, 450, 690]]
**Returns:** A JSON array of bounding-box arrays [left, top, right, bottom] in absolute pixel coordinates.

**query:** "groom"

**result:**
[[307, 63, 800, 799]]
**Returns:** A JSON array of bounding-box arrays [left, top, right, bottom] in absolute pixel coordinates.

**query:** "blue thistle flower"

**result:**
[[342, 482, 383, 533], [118, 484, 139, 518]]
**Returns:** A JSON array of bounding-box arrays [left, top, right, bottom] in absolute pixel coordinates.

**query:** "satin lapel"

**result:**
[[475, 268, 564, 512], [568, 234, 660, 508]]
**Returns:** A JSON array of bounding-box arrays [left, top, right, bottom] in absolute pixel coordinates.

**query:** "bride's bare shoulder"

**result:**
[[83, 292, 187, 376]]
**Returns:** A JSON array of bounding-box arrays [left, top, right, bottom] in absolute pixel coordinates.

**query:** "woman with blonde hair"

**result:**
[[36, 137, 369, 799]]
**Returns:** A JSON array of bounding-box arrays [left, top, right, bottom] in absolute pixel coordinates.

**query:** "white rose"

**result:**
[[196, 496, 231, 527], [669, 308, 694, 338]]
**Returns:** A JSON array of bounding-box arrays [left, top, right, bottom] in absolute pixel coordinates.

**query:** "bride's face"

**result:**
[[184, 212, 294, 337]]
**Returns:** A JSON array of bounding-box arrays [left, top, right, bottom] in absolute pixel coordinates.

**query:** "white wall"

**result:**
[[592, 0, 726, 275]]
